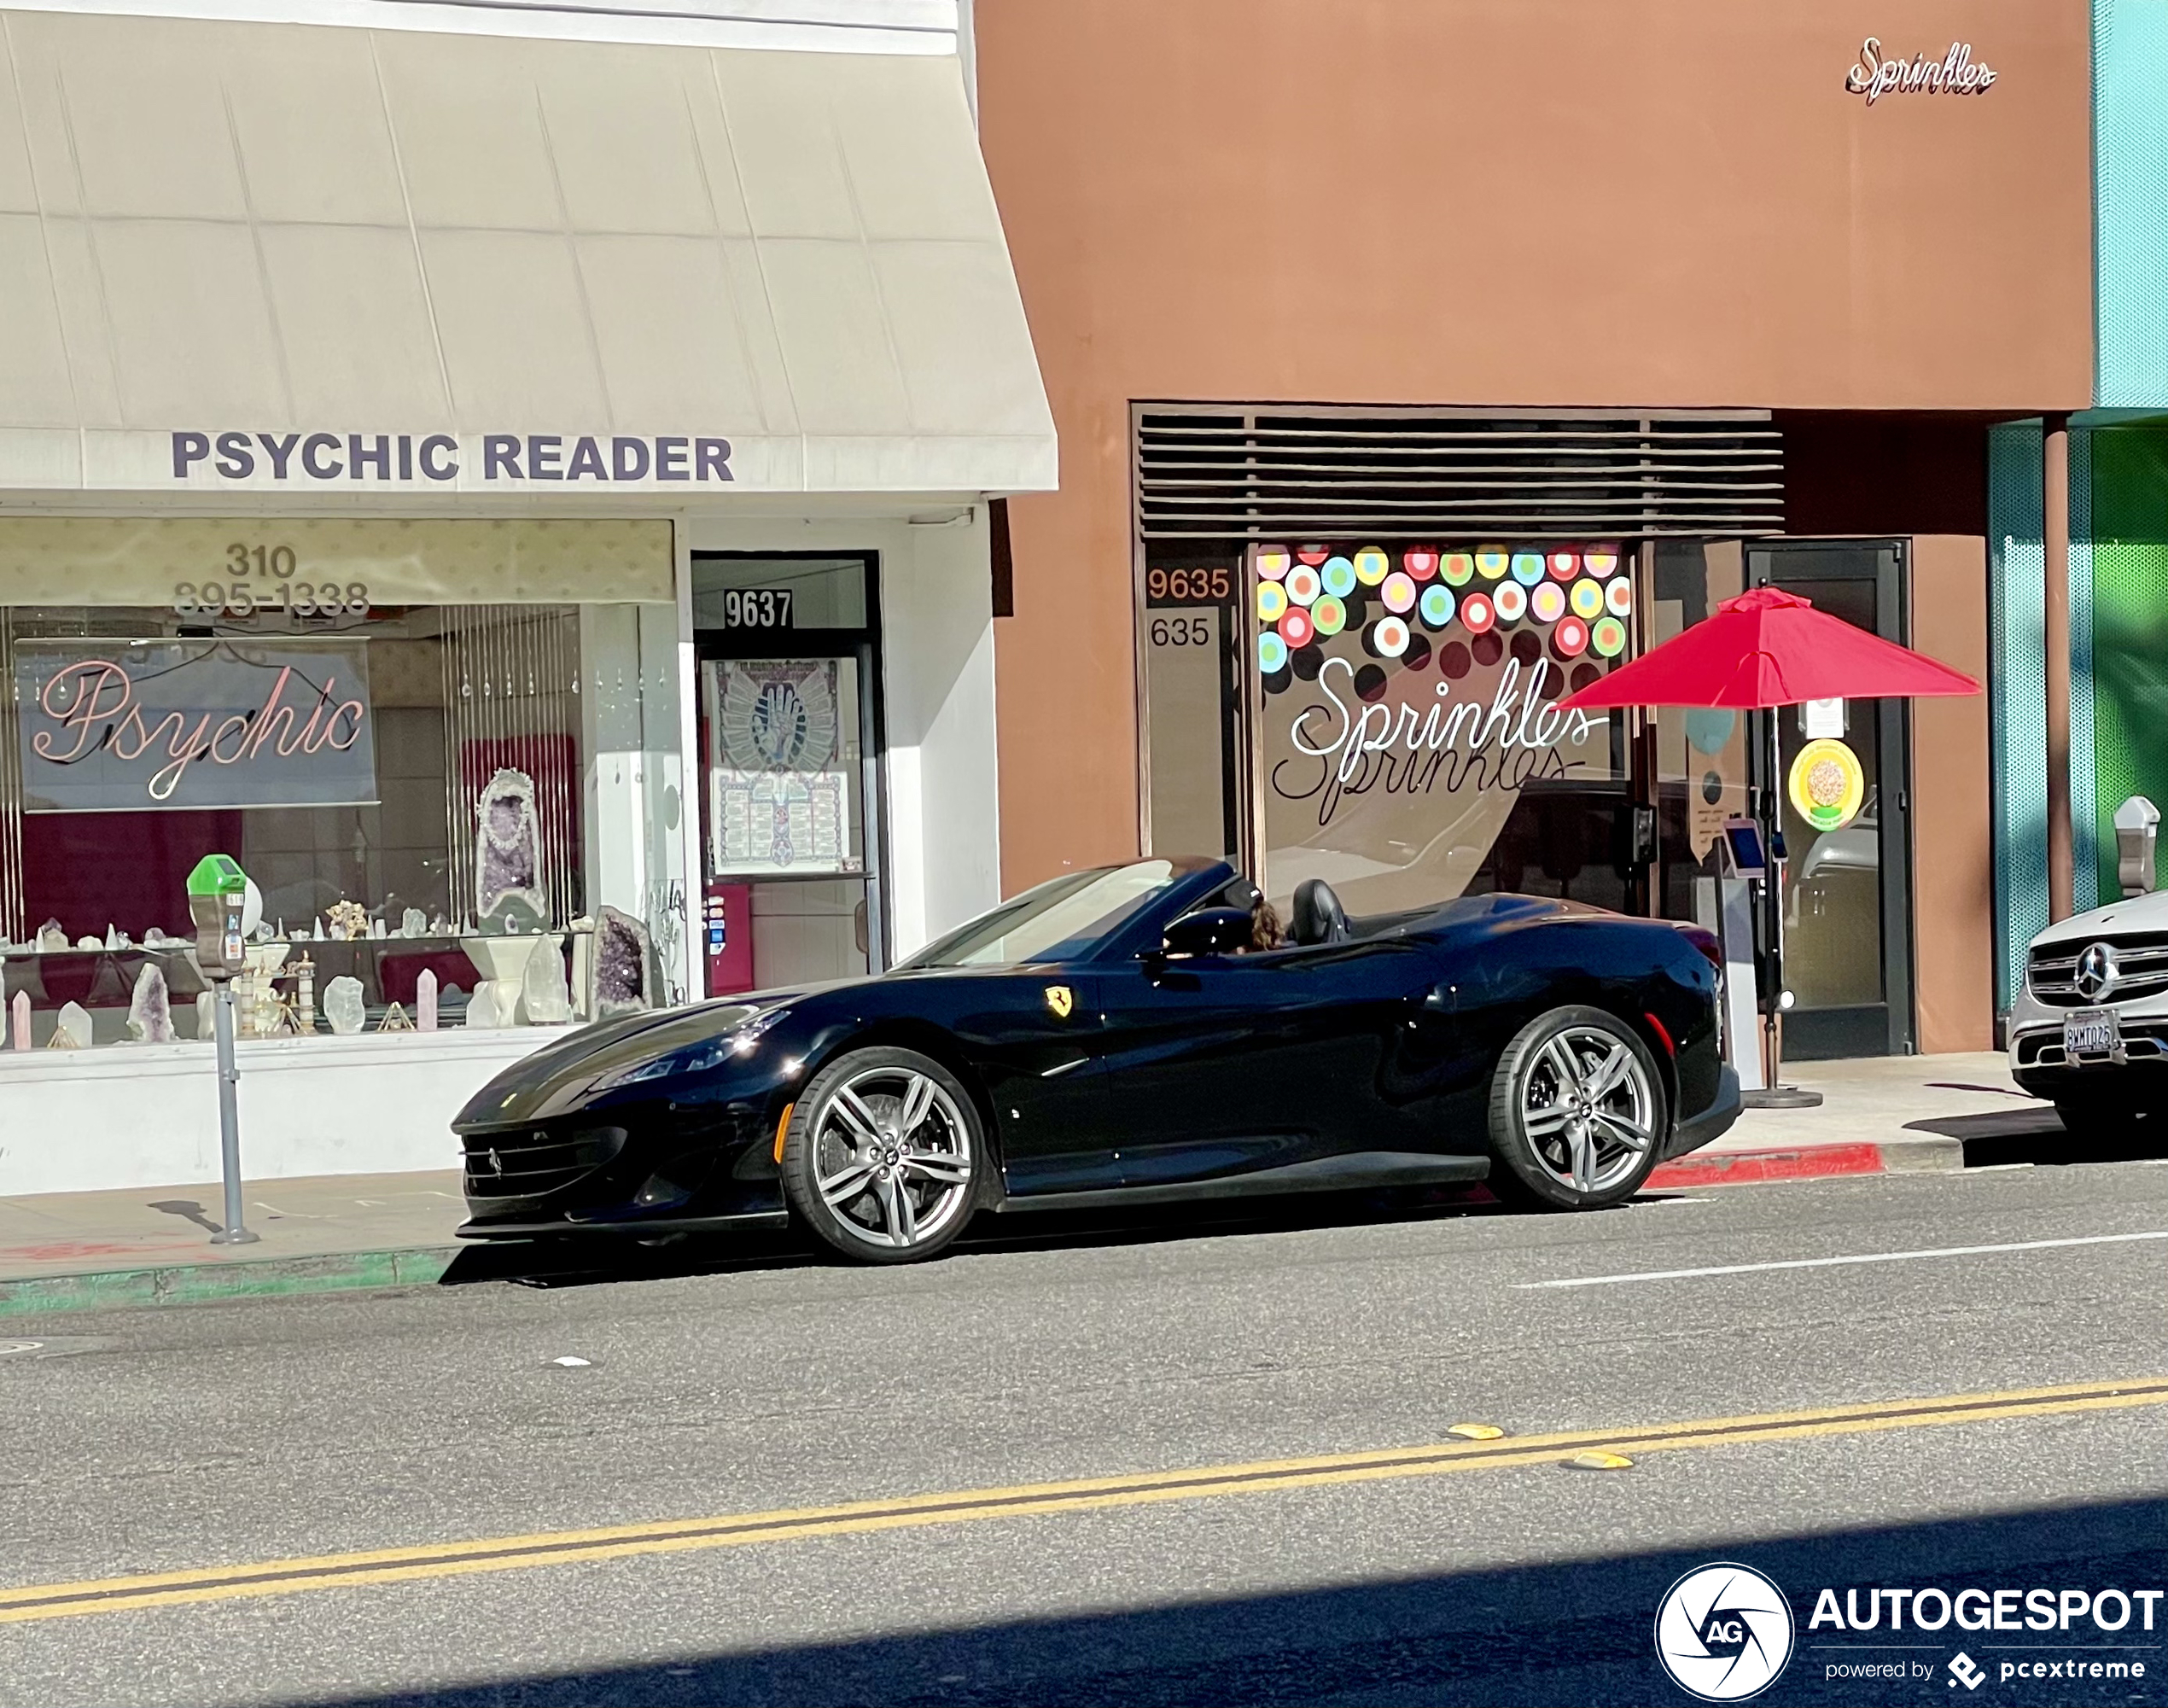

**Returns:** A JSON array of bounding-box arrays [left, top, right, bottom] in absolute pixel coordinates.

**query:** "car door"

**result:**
[[1092, 936, 1441, 1190], [930, 967, 1119, 1198]]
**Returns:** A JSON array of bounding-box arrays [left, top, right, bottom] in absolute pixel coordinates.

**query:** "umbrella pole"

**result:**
[[1745, 703, 1822, 1110]]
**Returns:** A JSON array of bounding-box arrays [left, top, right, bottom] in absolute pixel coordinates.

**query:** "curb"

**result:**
[[1646, 1136, 1964, 1191], [0, 1246, 458, 1315]]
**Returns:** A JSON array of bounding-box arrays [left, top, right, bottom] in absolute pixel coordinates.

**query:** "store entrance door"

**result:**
[[1745, 542, 1914, 1058], [692, 555, 886, 997]]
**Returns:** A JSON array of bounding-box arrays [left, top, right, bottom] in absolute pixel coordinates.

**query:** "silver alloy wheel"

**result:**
[[809, 1065, 975, 1250], [1519, 1024, 1657, 1195]]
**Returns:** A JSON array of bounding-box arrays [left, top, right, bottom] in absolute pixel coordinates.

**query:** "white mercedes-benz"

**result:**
[[2010, 888, 2168, 1128]]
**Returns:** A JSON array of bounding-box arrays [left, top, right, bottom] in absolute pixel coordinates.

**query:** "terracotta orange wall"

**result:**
[[976, 0, 2092, 892], [1911, 534, 1994, 1054]]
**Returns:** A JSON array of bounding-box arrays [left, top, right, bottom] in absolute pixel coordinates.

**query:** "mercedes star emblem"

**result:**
[[2075, 941, 2120, 1001]]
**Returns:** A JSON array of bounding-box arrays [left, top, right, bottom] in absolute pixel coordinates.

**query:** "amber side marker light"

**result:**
[[773, 1102, 796, 1163]]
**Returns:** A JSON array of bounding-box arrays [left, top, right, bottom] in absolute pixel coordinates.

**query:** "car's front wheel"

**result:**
[[781, 1047, 984, 1262], [1486, 1006, 1667, 1210]]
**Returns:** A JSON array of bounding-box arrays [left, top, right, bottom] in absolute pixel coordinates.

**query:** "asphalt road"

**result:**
[[1, 1159, 2165, 1708]]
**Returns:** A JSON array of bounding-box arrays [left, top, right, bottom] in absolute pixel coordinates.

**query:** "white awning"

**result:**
[[0, 11, 1056, 499]]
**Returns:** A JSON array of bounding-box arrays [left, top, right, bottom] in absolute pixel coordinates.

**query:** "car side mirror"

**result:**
[[1158, 907, 1253, 959]]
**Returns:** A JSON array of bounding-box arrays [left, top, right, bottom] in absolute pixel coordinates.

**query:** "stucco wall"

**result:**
[[977, 0, 2092, 892]]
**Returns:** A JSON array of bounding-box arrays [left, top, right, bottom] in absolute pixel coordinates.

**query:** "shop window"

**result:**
[[0, 519, 684, 1047], [1247, 542, 1635, 916]]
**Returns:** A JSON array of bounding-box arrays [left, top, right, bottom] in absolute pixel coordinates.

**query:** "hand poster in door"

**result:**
[[708, 659, 855, 874]]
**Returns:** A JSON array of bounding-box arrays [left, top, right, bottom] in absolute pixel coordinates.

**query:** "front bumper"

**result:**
[[454, 1099, 788, 1240], [2007, 984, 2168, 1102]]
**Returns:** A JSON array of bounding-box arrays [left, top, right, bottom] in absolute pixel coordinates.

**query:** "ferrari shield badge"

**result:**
[[1044, 984, 1075, 1018]]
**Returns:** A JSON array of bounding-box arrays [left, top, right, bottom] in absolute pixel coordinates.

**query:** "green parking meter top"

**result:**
[[186, 854, 247, 896]]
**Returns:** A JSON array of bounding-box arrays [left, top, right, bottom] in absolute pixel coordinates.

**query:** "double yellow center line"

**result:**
[[5, 1375, 2164, 1626]]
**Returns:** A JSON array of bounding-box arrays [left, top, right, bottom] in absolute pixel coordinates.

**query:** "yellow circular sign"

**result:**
[[1789, 737, 1865, 832]]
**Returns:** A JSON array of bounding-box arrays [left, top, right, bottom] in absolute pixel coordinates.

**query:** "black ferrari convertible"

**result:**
[[453, 859, 1740, 1263]]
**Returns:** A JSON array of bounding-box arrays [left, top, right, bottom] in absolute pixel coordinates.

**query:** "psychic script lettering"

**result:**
[[1273, 656, 1599, 830], [15, 639, 377, 812]]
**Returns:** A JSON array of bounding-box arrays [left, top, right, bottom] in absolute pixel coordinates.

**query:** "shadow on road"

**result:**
[[434, 1183, 1575, 1291], [318, 1495, 2168, 1706], [1913, 1104, 2168, 1169]]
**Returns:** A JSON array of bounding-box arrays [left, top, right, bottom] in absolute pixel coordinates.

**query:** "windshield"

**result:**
[[900, 861, 1180, 968]]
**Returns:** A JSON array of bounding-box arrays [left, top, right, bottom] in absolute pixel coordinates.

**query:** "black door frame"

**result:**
[[1744, 539, 1916, 1058], [689, 551, 891, 971]]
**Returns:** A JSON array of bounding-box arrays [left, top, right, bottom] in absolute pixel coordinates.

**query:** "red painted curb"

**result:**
[[1646, 1141, 1887, 1190]]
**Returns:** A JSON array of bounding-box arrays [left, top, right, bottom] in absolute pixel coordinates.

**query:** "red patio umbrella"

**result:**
[[1557, 586, 1980, 1105], [1556, 586, 1980, 711]]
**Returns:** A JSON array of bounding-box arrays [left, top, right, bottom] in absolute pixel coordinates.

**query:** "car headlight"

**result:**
[[592, 1006, 791, 1091]]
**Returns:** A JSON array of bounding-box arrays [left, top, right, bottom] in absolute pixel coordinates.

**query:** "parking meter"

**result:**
[[186, 854, 248, 980], [2116, 796, 2159, 898], [184, 854, 258, 1245]]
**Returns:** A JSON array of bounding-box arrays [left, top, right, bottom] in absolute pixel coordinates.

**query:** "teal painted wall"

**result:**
[[2097, 0, 2168, 405]]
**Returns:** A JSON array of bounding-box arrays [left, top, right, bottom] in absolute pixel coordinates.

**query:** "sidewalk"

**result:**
[[0, 1171, 464, 1311], [0, 1053, 2115, 1313], [1646, 1051, 2060, 1188]]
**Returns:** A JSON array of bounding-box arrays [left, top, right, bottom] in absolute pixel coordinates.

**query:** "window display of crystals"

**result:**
[[0, 521, 684, 1048]]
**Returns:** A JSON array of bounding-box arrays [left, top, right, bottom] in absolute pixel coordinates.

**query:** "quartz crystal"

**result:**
[[51, 1000, 92, 1048], [593, 906, 651, 1017], [401, 907, 428, 940], [465, 982, 502, 1029], [11, 989, 28, 1050], [522, 940, 573, 1024], [323, 975, 366, 1035], [475, 768, 547, 931], [36, 918, 67, 953], [127, 964, 175, 1043], [417, 968, 438, 1032]]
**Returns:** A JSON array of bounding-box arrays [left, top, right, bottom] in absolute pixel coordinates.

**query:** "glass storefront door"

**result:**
[[1745, 542, 1914, 1058], [691, 555, 885, 996]]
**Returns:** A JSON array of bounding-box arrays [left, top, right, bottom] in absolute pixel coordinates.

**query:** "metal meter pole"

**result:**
[[208, 982, 257, 1246]]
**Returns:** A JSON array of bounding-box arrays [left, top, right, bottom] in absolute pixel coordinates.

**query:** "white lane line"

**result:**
[[1520, 1229, 2168, 1289]]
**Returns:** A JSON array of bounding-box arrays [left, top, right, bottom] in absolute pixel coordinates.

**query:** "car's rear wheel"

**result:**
[[1487, 1006, 1666, 1210], [781, 1047, 983, 1263]]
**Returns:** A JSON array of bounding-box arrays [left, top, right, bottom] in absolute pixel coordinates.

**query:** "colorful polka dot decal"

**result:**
[[1249, 540, 1631, 697]]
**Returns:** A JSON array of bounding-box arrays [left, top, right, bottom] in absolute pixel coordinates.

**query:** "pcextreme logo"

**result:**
[[1655, 1563, 1796, 1701]]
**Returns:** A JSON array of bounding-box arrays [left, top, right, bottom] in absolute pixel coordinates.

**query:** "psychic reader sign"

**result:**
[[15, 638, 377, 812]]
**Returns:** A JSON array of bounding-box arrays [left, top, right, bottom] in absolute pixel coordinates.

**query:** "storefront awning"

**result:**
[[0, 12, 1056, 500]]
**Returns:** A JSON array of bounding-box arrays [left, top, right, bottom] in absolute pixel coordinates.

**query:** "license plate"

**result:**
[[2065, 1009, 2119, 1060]]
